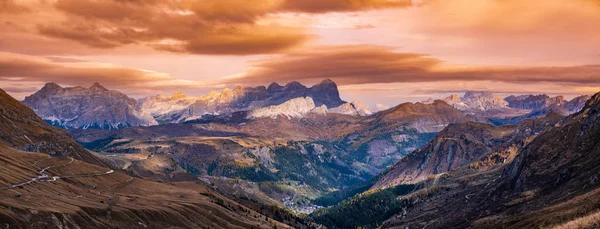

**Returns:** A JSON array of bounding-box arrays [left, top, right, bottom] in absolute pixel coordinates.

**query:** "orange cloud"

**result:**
[[228, 45, 600, 85], [0, 0, 29, 14], [22, 0, 412, 55], [279, 0, 412, 13], [0, 52, 171, 87]]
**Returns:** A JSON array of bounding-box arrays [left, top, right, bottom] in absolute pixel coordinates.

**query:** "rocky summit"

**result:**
[[22, 83, 157, 129]]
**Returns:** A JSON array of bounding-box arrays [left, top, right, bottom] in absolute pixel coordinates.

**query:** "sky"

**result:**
[[1, 0, 599, 106]]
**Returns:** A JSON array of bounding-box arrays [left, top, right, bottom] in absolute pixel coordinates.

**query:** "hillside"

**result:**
[[0, 88, 106, 166], [380, 91, 600, 228], [0, 88, 308, 228]]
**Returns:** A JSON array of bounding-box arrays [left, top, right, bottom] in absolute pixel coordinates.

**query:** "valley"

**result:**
[[1, 78, 597, 228]]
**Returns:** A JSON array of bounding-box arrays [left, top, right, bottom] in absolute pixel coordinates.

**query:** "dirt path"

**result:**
[[0, 158, 114, 190]]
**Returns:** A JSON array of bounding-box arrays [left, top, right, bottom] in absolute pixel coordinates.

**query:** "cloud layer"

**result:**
[[229, 45, 600, 85], [0, 0, 413, 55], [0, 52, 171, 87]]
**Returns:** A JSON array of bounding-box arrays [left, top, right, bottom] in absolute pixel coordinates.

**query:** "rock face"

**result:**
[[22, 83, 157, 129], [505, 94, 564, 110], [442, 91, 509, 112], [507, 92, 600, 190], [138, 92, 198, 123], [177, 79, 349, 122], [372, 108, 566, 189], [505, 94, 589, 113], [563, 95, 591, 112], [372, 123, 517, 188], [0, 87, 106, 166], [247, 97, 326, 119], [328, 101, 374, 116]]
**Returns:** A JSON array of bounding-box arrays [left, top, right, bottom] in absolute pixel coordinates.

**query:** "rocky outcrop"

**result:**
[[247, 97, 326, 119], [563, 95, 591, 113], [328, 101, 374, 116], [372, 122, 517, 188], [138, 92, 198, 123], [177, 79, 348, 122], [442, 91, 509, 112], [22, 83, 157, 129], [505, 94, 564, 110]]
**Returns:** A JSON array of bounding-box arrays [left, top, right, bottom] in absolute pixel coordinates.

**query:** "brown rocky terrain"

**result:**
[[0, 88, 106, 166], [380, 91, 600, 228], [0, 88, 309, 228]]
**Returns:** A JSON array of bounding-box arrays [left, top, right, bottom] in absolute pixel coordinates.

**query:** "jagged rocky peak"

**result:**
[[22, 82, 157, 129], [267, 82, 283, 92], [40, 82, 63, 92], [442, 91, 508, 112], [504, 93, 588, 113], [89, 82, 108, 91], [284, 81, 307, 90]]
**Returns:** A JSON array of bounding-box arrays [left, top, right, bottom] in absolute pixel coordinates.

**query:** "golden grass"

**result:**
[[549, 210, 600, 229]]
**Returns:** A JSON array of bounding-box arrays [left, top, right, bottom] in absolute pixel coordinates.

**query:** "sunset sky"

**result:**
[[1, 0, 599, 106]]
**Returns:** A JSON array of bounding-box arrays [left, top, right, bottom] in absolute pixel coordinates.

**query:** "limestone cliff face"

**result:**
[[138, 92, 198, 123], [177, 79, 348, 122], [442, 91, 509, 112], [22, 83, 157, 129], [247, 97, 325, 119]]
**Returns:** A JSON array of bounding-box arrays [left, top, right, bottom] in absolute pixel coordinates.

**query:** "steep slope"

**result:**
[[0, 88, 307, 229], [374, 107, 566, 189], [439, 91, 524, 118], [0, 144, 300, 229], [328, 101, 374, 116], [372, 123, 517, 188], [22, 83, 157, 129], [247, 97, 327, 119], [379, 91, 600, 229], [563, 94, 591, 112], [0, 88, 106, 166]]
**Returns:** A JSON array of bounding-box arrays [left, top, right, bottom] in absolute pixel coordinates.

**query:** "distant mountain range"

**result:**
[[20, 80, 589, 130], [0, 87, 310, 228]]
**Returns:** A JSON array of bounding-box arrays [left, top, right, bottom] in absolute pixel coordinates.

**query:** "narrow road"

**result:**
[[0, 157, 114, 190], [40, 157, 74, 173]]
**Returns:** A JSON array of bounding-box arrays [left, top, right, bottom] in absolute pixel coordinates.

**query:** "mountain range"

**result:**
[[0, 87, 312, 228], [22, 80, 589, 132], [4, 79, 598, 229]]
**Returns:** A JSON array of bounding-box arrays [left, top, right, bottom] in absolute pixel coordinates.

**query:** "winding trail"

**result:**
[[0, 157, 114, 190], [39, 157, 74, 173]]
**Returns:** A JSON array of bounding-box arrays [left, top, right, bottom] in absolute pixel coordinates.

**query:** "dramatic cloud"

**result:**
[[3, 0, 410, 55], [0, 52, 171, 87], [0, 0, 29, 14], [228, 45, 600, 85]]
